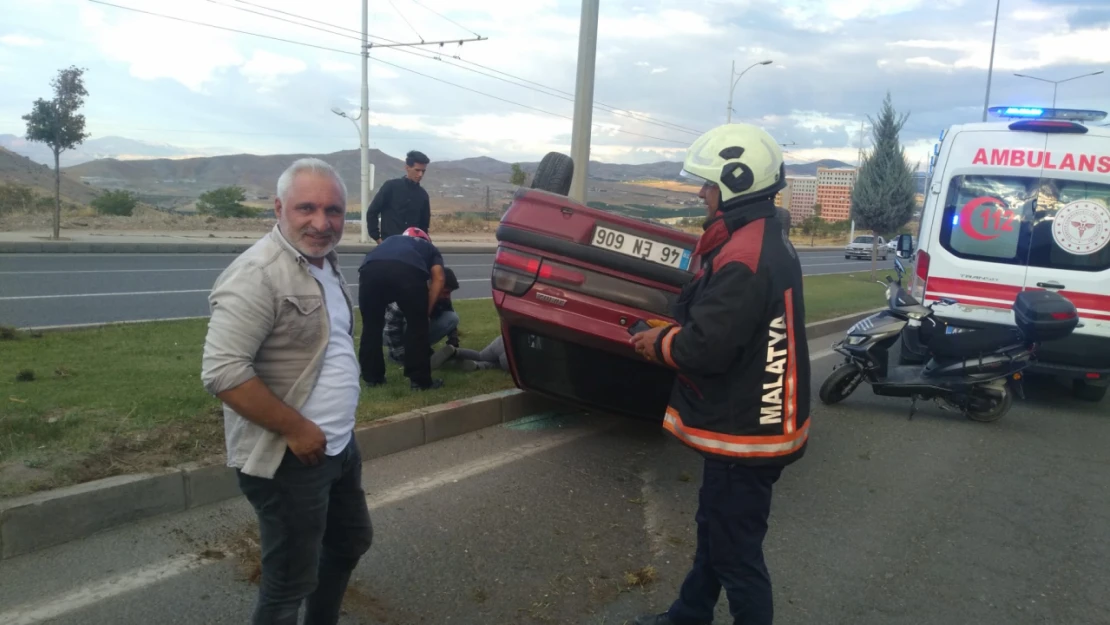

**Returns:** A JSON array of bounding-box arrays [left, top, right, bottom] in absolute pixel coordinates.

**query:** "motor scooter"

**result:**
[[819, 259, 1079, 422]]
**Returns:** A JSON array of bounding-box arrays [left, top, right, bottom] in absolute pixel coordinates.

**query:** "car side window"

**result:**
[[1027, 180, 1110, 272], [939, 175, 1036, 266]]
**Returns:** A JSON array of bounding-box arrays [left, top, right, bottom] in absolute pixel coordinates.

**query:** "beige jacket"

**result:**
[[200, 225, 355, 478]]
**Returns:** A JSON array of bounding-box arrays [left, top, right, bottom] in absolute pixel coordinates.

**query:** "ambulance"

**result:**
[[895, 106, 1110, 402]]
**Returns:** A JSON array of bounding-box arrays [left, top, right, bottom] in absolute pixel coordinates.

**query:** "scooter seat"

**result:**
[[929, 327, 1024, 361]]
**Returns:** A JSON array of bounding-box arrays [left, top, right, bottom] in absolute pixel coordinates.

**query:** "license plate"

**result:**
[[591, 225, 692, 270], [945, 326, 967, 334]]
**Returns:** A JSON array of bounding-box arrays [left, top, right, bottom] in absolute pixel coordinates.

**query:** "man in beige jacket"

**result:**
[[201, 158, 372, 625]]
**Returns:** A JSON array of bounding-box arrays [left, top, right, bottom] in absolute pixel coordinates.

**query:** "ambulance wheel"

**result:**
[[1072, 380, 1107, 402], [820, 363, 862, 405], [965, 386, 1012, 423], [530, 152, 574, 196]]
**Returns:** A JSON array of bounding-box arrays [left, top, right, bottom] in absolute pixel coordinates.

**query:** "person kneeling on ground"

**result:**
[[383, 267, 460, 370]]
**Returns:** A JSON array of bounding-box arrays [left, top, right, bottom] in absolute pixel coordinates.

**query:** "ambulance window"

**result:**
[[1028, 180, 1110, 272], [940, 175, 1035, 265]]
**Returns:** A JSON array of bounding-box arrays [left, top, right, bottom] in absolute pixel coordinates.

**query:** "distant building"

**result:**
[[784, 176, 817, 225], [815, 167, 858, 222]]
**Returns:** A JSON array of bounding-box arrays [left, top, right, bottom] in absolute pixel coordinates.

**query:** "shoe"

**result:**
[[460, 360, 479, 372], [633, 614, 708, 625], [410, 379, 444, 391]]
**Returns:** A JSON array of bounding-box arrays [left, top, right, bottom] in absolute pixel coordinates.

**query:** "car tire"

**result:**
[[845, 254, 851, 259], [1072, 380, 1108, 402], [530, 152, 575, 196]]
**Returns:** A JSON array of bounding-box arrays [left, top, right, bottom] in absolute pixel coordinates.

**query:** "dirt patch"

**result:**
[[0, 411, 225, 499]]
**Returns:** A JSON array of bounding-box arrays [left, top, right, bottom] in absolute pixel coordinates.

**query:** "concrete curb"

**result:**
[[0, 389, 567, 561], [0, 309, 876, 561], [0, 241, 499, 255]]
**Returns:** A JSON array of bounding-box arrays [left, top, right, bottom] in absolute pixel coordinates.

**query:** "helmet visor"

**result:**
[[679, 168, 711, 186]]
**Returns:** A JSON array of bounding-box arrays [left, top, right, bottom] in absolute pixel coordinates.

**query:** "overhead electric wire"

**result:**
[[220, 0, 704, 136], [387, 0, 425, 42], [88, 0, 690, 145], [407, 0, 483, 38]]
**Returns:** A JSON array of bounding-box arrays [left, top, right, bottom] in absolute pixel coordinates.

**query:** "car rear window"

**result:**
[[939, 175, 1110, 272]]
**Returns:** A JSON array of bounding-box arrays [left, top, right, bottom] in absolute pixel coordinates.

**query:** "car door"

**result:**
[[1021, 133, 1110, 370]]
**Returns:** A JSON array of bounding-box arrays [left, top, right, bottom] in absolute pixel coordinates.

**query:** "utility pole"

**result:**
[[360, 0, 370, 243], [340, 3, 486, 242], [485, 185, 491, 222], [569, 0, 600, 205], [982, 0, 1001, 122]]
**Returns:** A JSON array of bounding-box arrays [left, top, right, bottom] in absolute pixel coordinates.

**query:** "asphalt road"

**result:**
[[0, 250, 876, 329], [1, 342, 1106, 625]]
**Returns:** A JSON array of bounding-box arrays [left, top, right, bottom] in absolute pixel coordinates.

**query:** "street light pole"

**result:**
[[568, 0, 600, 205], [1013, 70, 1105, 108], [331, 108, 370, 243], [982, 0, 1001, 122], [727, 59, 772, 123]]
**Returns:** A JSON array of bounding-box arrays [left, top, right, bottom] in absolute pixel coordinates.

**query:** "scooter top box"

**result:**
[[1013, 290, 1079, 343]]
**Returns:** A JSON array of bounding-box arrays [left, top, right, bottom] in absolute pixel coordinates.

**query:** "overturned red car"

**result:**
[[491, 153, 703, 420]]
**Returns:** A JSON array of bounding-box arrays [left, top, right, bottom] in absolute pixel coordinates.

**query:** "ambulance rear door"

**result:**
[[1021, 131, 1110, 372]]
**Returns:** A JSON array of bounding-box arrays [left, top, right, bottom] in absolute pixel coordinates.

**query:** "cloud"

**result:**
[[0, 34, 44, 47], [240, 51, 307, 92]]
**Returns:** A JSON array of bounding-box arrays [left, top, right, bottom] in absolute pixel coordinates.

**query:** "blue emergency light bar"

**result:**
[[988, 106, 1107, 122]]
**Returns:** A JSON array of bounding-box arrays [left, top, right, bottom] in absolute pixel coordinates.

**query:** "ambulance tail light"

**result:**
[[912, 250, 930, 302]]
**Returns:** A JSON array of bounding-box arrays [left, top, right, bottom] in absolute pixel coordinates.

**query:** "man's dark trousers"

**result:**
[[358, 260, 433, 387], [236, 434, 374, 625], [666, 458, 783, 625]]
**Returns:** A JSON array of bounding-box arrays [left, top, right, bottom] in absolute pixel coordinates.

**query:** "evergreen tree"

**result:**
[[851, 92, 918, 279]]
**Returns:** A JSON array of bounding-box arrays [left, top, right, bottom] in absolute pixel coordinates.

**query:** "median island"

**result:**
[[0, 272, 891, 497]]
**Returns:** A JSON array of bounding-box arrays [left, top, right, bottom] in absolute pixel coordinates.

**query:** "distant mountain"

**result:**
[[783, 159, 855, 176], [0, 147, 102, 203], [0, 135, 226, 167]]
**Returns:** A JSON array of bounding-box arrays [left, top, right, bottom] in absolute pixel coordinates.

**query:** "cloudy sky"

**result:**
[[1, 0, 1109, 167]]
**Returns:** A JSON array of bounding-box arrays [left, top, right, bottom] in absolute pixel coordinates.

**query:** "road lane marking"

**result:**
[[367, 425, 601, 509], [0, 280, 490, 301], [0, 554, 212, 625], [0, 423, 600, 625]]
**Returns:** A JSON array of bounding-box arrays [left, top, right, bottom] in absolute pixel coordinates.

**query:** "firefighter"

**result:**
[[630, 123, 811, 625]]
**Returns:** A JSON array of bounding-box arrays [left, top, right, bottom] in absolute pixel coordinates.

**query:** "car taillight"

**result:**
[[492, 247, 540, 296], [538, 263, 585, 286], [1087, 373, 1101, 380], [911, 250, 930, 301]]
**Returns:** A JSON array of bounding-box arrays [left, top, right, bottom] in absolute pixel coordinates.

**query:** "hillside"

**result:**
[[0, 147, 101, 204]]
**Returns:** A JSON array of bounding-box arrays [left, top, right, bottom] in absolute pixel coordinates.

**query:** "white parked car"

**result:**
[[845, 235, 888, 260]]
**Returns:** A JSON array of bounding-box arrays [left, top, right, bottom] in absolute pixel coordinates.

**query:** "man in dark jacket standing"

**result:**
[[367, 150, 431, 243], [631, 123, 810, 625]]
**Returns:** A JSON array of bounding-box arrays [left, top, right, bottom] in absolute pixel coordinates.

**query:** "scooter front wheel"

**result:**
[[820, 363, 863, 405]]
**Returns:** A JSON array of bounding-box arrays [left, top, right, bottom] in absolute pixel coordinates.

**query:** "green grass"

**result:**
[[803, 270, 897, 322], [0, 299, 511, 497], [0, 271, 891, 498]]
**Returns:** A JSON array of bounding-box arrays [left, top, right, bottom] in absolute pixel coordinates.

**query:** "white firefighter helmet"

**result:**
[[680, 123, 786, 206]]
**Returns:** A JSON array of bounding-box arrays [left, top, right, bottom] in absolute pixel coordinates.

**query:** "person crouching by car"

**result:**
[[383, 267, 460, 370], [358, 227, 445, 391]]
